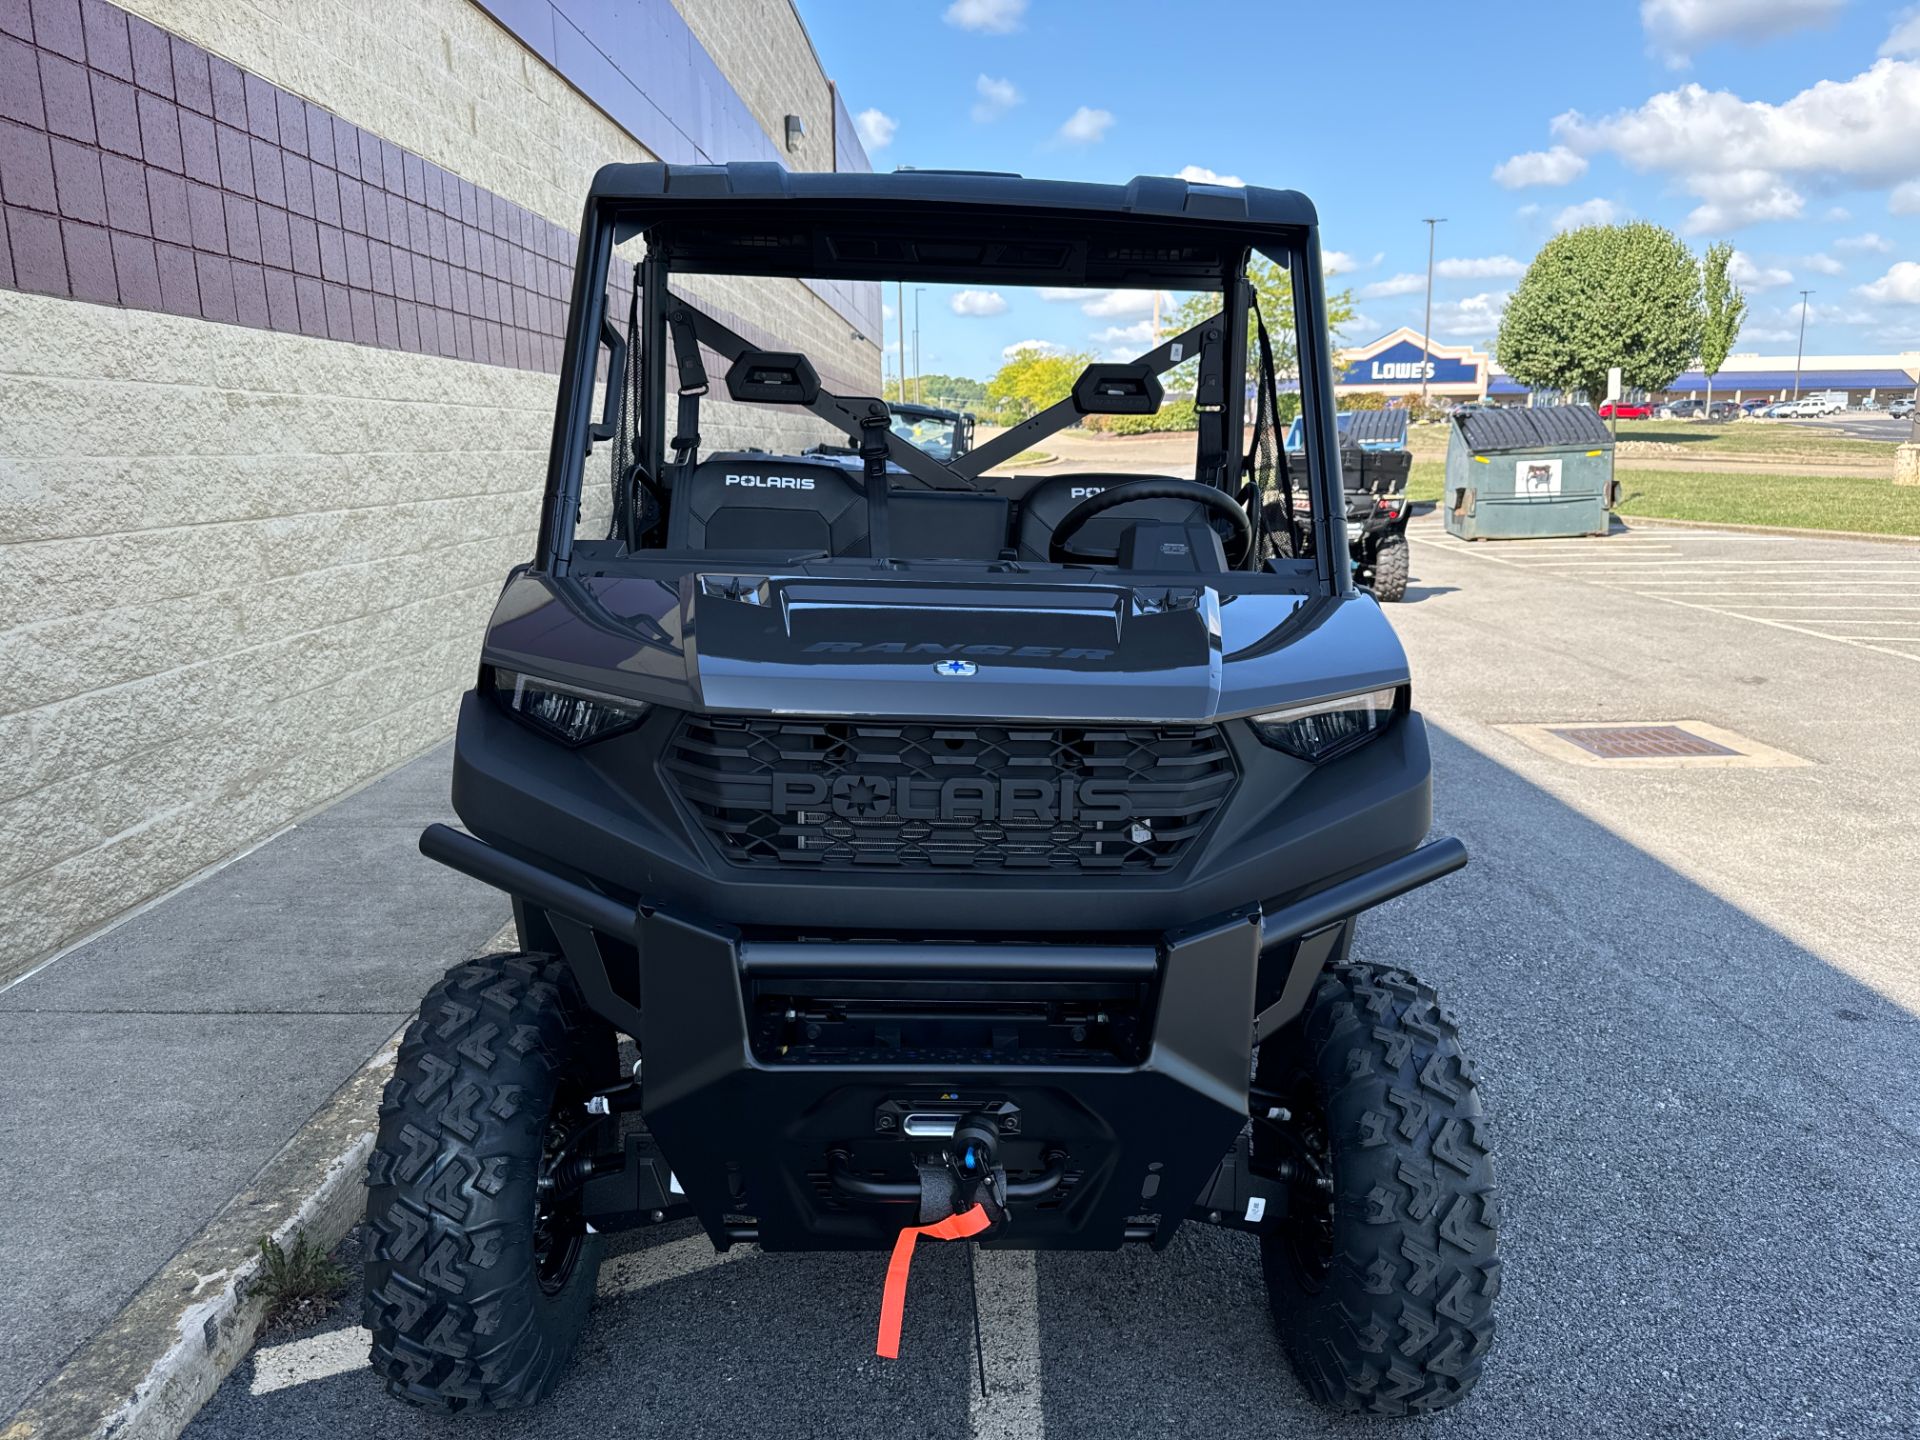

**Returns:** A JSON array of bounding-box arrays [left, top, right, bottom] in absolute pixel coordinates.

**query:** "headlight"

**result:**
[[1248, 685, 1403, 762], [491, 667, 650, 745]]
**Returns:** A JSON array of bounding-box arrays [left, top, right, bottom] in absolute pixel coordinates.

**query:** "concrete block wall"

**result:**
[[0, 0, 879, 980]]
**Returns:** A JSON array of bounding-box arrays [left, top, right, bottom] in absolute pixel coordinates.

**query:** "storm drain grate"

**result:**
[[1545, 725, 1741, 760]]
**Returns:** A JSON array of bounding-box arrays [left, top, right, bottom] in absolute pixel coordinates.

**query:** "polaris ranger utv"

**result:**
[[365, 163, 1499, 1417], [1286, 409, 1415, 601]]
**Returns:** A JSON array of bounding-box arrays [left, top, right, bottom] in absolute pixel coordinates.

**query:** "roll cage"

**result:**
[[536, 163, 1352, 596]]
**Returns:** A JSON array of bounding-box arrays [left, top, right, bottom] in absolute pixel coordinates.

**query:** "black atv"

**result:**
[[1286, 410, 1414, 601], [364, 164, 1498, 1417]]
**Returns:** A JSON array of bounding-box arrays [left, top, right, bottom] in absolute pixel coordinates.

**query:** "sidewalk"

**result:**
[[0, 746, 507, 1420]]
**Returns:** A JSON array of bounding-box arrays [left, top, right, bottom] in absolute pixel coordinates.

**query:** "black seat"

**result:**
[[669, 454, 870, 554], [1013, 473, 1215, 562]]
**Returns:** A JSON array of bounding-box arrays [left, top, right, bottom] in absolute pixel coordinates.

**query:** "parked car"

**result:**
[[1890, 394, 1915, 419], [1658, 399, 1701, 419], [1707, 401, 1742, 421], [1598, 401, 1653, 419], [1739, 399, 1772, 416]]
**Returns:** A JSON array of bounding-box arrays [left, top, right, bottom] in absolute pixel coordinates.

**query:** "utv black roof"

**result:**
[[590, 162, 1320, 287]]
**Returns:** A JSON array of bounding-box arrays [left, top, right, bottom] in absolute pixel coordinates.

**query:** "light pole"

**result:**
[[895, 279, 907, 404], [913, 287, 926, 403], [1793, 289, 1812, 400], [1420, 218, 1446, 411]]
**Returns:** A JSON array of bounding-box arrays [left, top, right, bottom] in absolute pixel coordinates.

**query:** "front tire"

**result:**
[[1257, 963, 1500, 1414], [363, 952, 615, 1413], [1370, 534, 1409, 602]]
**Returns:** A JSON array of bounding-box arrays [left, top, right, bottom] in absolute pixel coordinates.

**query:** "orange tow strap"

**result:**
[[875, 1203, 992, 1359]]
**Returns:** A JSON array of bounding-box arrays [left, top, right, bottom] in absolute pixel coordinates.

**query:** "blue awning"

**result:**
[[1664, 368, 1916, 392], [1487, 375, 1530, 395]]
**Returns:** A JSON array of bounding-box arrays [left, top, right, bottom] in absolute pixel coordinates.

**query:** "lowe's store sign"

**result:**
[[1339, 339, 1482, 389]]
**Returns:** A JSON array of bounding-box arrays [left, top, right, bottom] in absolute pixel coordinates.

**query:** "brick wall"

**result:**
[[0, 0, 880, 981]]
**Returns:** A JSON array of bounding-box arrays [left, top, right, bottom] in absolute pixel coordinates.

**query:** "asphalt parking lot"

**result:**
[[1789, 411, 1914, 442], [183, 517, 1920, 1440]]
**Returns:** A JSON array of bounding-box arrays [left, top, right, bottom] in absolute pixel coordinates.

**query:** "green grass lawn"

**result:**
[[1613, 469, 1920, 536], [1404, 460, 1920, 535]]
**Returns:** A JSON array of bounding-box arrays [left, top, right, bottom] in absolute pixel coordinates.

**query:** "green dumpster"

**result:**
[[1443, 405, 1615, 540]]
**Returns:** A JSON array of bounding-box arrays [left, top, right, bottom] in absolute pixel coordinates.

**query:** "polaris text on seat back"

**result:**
[[364, 162, 1499, 1418]]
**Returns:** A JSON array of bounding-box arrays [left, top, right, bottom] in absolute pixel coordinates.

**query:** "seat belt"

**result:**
[[666, 306, 708, 486]]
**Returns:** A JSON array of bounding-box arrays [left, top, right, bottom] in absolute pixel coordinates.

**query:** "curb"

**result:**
[[1615, 514, 1920, 546], [1, 921, 514, 1440]]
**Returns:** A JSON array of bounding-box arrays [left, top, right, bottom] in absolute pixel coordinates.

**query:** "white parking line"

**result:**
[[969, 1250, 1045, 1440], [1424, 533, 1920, 665], [250, 1326, 368, 1396]]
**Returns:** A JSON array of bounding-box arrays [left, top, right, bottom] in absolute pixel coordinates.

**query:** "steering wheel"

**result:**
[[1048, 478, 1255, 566]]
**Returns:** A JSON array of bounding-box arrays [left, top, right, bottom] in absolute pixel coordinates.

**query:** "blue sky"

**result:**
[[801, 0, 1920, 382]]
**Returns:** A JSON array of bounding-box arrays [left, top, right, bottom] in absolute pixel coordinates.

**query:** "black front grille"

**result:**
[[663, 716, 1236, 873]]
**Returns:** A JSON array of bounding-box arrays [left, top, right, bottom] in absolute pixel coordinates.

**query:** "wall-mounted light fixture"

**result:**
[[785, 114, 805, 152]]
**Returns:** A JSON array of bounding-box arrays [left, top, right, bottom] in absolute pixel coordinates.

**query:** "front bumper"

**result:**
[[420, 824, 1465, 1251]]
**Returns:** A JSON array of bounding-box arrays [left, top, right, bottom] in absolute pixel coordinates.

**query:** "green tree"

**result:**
[[885, 373, 990, 410], [986, 347, 1095, 420], [1162, 253, 1358, 388], [1697, 241, 1746, 418], [1496, 222, 1703, 402]]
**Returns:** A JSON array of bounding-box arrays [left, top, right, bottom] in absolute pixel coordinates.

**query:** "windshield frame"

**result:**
[[536, 190, 1349, 598]]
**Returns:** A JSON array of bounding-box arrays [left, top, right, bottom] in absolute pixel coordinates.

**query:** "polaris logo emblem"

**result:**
[[1069, 486, 1108, 499], [724, 473, 815, 490], [934, 660, 977, 676], [771, 773, 1133, 823]]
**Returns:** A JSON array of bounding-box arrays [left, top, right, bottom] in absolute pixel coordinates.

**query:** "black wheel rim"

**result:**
[[533, 1114, 588, 1294]]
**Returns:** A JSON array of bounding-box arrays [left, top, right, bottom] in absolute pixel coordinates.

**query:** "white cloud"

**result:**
[[1323, 250, 1382, 275], [1431, 291, 1511, 337], [944, 0, 1024, 33], [972, 74, 1021, 123], [1080, 288, 1166, 318], [1548, 60, 1920, 233], [1892, 181, 1920, 215], [1435, 255, 1526, 279], [1091, 319, 1157, 346], [1728, 250, 1793, 289], [1492, 145, 1588, 188], [1857, 261, 1920, 304], [1035, 287, 1171, 317], [854, 108, 896, 150], [950, 289, 1009, 317], [1801, 252, 1844, 275], [1360, 273, 1425, 299], [1883, 6, 1920, 56], [1641, 0, 1842, 67], [1553, 197, 1623, 231], [1835, 231, 1895, 252], [1173, 164, 1245, 187], [1681, 169, 1805, 233], [1344, 312, 1381, 336], [1002, 338, 1064, 359], [1825, 205, 1852, 221], [1054, 106, 1115, 145]]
